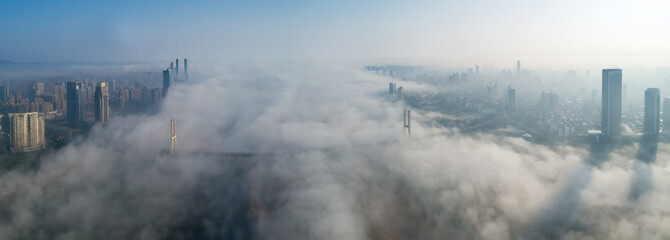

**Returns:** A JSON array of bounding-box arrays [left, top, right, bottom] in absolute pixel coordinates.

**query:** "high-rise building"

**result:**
[[94, 82, 110, 123], [35, 82, 44, 97], [449, 73, 459, 84], [162, 69, 172, 98], [601, 69, 622, 137], [644, 88, 660, 135], [0, 85, 9, 103], [388, 82, 396, 94], [476, 65, 479, 76], [507, 87, 516, 110], [540, 91, 559, 111], [151, 88, 161, 105], [184, 58, 188, 80], [8, 112, 45, 152], [516, 60, 521, 76], [175, 58, 179, 79], [119, 89, 130, 111], [66, 82, 84, 128], [663, 98, 670, 136]]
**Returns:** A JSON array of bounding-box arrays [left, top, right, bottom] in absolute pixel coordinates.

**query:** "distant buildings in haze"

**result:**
[[507, 87, 516, 111]]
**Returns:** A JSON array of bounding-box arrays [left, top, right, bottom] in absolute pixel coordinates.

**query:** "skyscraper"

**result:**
[[507, 87, 516, 111], [162, 69, 172, 98], [119, 89, 130, 111], [151, 88, 161, 105], [516, 60, 521, 76], [644, 88, 660, 135], [94, 82, 110, 123], [601, 69, 622, 137], [0, 85, 9, 103], [175, 58, 179, 79], [663, 98, 670, 136], [476, 65, 479, 76], [540, 91, 559, 111], [184, 58, 188, 81], [35, 82, 44, 97], [66, 82, 83, 128], [8, 112, 45, 152]]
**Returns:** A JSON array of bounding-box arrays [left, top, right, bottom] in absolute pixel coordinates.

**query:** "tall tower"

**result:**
[[507, 87, 516, 111], [162, 69, 172, 98], [170, 118, 177, 154], [403, 109, 411, 134], [184, 58, 188, 81], [476, 65, 479, 76], [601, 69, 622, 137], [0, 85, 9, 102], [8, 112, 45, 152], [516, 60, 521, 76], [66, 82, 83, 128], [644, 88, 660, 135], [663, 98, 670, 136], [94, 82, 110, 123], [175, 58, 179, 79]]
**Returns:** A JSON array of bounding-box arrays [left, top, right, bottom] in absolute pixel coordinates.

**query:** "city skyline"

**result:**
[[2, 1, 670, 239]]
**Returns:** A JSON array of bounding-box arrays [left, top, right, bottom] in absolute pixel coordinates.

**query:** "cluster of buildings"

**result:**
[[378, 62, 668, 143], [388, 82, 404, 100], [599, 69, 664, 139], [507, 69, 666, 141], [0, 58, 189, 153]]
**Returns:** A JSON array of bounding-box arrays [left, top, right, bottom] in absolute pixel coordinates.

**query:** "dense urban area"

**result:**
[[0, 59, 188, 171], [368, 62, 670, 146]]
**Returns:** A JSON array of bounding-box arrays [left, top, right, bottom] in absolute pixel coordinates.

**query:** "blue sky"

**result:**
[[1, 0, 670, 68]]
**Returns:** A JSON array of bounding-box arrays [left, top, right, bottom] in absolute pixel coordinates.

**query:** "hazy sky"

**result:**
[[1, 0, 670, 68]]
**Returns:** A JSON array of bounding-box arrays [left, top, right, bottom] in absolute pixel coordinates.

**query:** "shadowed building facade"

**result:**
[[162, 69, 172, 98], [95, 82, 110, 123], [644, 88, 660, 136], [67, 82, 83, 128], [601, 69, 622, 137], [0, 85, 9, 102], [9, 112, 45, 152]]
